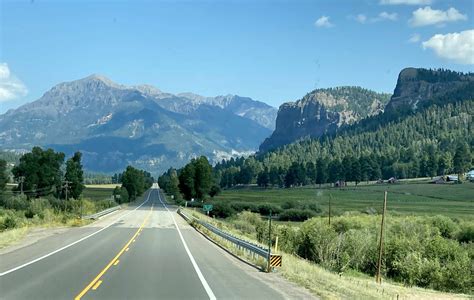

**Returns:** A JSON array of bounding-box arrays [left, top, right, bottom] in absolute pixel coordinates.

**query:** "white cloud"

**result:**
[[410, 6, 467, 27], [356, 14, 367, 24], [354, 12, 398, 24], [422, 29, 474, 64], [373, 12, 398, 22], [380, 0, 431, 5], [315, 16, 334, 28], [0, 63, 28, 102], [408, 33, 421, 43]]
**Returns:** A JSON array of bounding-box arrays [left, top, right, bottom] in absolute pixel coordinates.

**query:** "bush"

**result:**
[[229, 202, 257, 213], [210, 202, 234, 218], [1, 195, 29, 210], [257, 203, 282, 216], [429, 215, 459, 239], [279, 209, 315, 222], [281, 200, 297, 210], [457, 221, 474, 243]]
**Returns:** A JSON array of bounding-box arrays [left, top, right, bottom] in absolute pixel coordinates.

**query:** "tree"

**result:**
[[121, 166, 146, 200], [12, 147, 65, 198], [257, 168, 270, 188], [64, 152, 84, 199], [179, 162, 196, 200], [0, 159, 7, 198], [168, 169, 181, 200], [453, 142, 471, 180], [209, 185, 221, 198], [316, 158, 328, 187], [306, 162, 317, 185], [113, 186, 129, 204], [194, 156, 213, 200], [351, 159, 362, 185]]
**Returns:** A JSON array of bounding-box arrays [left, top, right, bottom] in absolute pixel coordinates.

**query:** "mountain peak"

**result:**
[[80, 74, 121, 87]]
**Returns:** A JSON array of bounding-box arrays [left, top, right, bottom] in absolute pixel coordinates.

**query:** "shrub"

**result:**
[[1, 195, 29, 210], [457, 221, 474, 243], [279, 209, 315, 222], [281, 200, 297, 210], [230, 202, 257, 213], [429, 215, 459, 239], [211, 202, 234, 218], [257, 203, 282, 216]]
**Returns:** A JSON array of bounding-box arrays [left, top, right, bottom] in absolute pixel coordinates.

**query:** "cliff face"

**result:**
[[259, 87, 391, 152], [385, 68, 474, 112]]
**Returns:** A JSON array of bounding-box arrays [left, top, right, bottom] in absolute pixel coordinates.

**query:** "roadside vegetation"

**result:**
[[184, 208, 472, 296], [0, 147, 153, 248]]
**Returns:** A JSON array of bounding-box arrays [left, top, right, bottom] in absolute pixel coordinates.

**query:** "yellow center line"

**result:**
[[92, 280, 103, 290], [113, 260, 119, 266], [74, 204, 154, 300]]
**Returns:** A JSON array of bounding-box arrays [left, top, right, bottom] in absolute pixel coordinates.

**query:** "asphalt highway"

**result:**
[[0, 187, 294, 300]]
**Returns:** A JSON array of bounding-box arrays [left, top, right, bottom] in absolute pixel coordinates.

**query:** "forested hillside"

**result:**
[[216, 100, 472, 187]]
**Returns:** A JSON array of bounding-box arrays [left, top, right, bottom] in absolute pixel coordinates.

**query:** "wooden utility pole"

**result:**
[[376, 191, 387, 284], [267, 210, 272, 273], [63, 180, 71, 201], [328, 194, 332, 226], [19, 176, 25, 195]]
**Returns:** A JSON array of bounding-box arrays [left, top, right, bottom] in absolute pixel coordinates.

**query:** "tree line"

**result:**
[[158, 156, 220, 201], [0, 147, 153, 205]]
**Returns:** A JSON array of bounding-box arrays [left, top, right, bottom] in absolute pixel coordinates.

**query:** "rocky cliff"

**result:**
[[259, 87, 391, 152], [385, 67, 474, 112]]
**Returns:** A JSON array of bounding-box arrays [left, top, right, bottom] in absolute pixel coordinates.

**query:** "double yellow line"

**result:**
[[74, 204, 154, 300]]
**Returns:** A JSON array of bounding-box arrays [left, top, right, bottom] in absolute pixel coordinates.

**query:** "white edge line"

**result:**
[[156, 188, 216, 300], [0, 190, 152, 277]]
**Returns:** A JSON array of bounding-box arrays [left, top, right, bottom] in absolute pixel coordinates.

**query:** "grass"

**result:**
[[217, 182, 474, 219], [82, 186, 116, 201], [0, 227, 29, 249], [280, 254, 469, 300], [84, 184, 121, 189]]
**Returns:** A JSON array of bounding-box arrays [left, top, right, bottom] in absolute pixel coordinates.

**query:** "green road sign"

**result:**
[[203, 204, 213, 212]]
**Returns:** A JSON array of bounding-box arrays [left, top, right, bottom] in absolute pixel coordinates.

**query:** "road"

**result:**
[[0, 187, 309, 299]]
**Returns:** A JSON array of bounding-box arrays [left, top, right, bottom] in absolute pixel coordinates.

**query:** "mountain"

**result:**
[[0, 75, 277, 174], [259, 87, 391, 152], [385, 67, 474, 112], [214, 67, 474, 187]]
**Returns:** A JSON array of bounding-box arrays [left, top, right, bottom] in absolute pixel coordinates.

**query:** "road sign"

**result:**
[[203, 204, 213, 212], [270, 254, 282, 267]]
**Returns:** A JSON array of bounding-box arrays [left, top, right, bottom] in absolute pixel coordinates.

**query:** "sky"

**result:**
[[0, 0, 473, 113]]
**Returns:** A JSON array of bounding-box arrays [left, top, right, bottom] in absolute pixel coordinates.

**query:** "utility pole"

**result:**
[[19, 176, 25, 195], [328, 194, 332, 226], [376, 191, 387, 284], [267, 210, 272, 273], [63, 180, 72, 201]]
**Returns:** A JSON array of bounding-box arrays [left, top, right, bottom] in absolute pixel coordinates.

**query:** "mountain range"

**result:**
[[0, 75, 277, 174]]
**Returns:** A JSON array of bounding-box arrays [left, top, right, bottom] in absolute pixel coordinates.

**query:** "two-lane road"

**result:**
[[0, 188, 307, 299]]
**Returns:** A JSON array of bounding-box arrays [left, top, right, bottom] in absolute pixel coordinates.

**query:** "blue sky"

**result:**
[[1, 0, 473, 113]]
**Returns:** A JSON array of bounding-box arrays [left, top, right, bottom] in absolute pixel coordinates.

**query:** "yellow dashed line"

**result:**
[[92, 280, 102, 290], [74, 205, 153, 300]]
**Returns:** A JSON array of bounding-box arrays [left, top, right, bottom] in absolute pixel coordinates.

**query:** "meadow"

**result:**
[[215, 182, 474, 219]]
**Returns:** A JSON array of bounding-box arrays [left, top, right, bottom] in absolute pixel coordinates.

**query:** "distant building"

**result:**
[[467, 170, 474, 182], [446, 175, 459, 182], [430, 176, 446, 184], [387, 177, 397, 184], [334, 180, 346, 187]]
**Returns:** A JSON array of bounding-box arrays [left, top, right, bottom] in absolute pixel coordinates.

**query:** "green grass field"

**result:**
[[217, 182, 474, 219], [82, 186, 115, 201]]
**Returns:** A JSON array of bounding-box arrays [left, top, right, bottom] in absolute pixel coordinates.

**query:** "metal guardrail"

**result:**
[[83, 205, 121, 220], [178, 208, 269, 258]]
